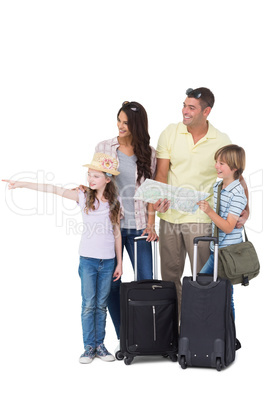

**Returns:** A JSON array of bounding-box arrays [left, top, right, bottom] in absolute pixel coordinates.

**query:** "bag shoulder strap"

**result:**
[[213, 182, 222, 238]]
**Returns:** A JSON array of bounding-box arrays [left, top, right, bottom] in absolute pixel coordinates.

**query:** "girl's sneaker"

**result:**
[[79, 346, 95, 364], [96, 343, 115, 362]]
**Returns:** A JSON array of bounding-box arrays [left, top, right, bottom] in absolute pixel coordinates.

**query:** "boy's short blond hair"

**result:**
[[215, 145, 246, 180]]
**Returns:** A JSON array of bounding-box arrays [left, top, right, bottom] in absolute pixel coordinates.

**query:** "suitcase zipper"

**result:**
[[128, 299, 174, 343], [128, 299, 176, 348], [152, 305, 156, 341]]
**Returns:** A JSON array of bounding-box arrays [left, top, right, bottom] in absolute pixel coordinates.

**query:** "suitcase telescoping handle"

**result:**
[[134, 236, 158, 281], [193, 236, 219, 282]]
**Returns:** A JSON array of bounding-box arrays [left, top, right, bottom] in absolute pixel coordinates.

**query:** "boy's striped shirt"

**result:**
[[210, 179, 247, 251]]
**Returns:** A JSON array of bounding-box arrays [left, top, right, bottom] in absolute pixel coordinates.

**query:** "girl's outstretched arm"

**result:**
[[2, 180, 79, 202]]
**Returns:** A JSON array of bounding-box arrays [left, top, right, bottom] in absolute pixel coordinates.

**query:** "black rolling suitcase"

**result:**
[[116, 236, 178, 365], [178, 236, 237, 371]]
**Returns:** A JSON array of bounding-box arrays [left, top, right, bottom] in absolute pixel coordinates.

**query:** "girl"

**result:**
[[92, 101, 157, 340], [197, 144, 248, 318], [3, 152, 122, 363]]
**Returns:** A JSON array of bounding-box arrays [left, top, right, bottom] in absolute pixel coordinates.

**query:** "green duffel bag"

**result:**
[[217, 231, 260, 286]]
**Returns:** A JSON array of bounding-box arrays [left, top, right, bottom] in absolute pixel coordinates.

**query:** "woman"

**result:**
[[95, 101, 157, 340]]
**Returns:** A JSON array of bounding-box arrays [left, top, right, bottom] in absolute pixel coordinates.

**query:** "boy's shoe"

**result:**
[[96, 343, 115, 362], [79, 346, 95, 364]]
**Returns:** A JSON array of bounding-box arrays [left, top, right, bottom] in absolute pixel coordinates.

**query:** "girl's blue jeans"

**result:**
[[200, 252, 235, 319], [78, 256, 115, 349], [108, 228, 153, 339]]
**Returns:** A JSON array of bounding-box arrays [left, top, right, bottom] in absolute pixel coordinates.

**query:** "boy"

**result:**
[[197, 144, 248, 318]]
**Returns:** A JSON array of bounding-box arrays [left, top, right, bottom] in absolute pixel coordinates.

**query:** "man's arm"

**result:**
[[236, 175, 249, 228]]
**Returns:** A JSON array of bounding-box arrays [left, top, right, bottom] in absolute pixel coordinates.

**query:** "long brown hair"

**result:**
[[85, 175, 120, 225], [117, 101, 152, 184]]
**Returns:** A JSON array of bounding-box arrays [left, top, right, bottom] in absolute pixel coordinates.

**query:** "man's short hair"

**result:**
[[187, 87, 215, 110]]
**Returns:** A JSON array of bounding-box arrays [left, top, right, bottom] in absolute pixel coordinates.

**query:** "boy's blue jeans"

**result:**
[[108, 228, 153, 339], [200, 252, 235, 319], [78, 256, 115, 349]]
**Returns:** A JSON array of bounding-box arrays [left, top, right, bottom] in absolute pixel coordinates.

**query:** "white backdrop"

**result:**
[[0, 1, 267, 401]]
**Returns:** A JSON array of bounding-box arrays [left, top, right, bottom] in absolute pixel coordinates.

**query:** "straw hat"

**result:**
[[83, 153, 120, 176]]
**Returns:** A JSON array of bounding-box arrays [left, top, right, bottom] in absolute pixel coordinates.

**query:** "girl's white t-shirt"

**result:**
[[77, 190, 115, 259]]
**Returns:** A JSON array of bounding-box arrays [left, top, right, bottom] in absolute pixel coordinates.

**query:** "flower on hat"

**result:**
[[83, 152, 120, 176], [101, 157, 114, 170]]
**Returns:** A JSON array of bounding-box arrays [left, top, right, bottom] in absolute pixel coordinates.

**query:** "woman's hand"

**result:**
[[72, 184, 89, 192], [141, 224, 159, 242]]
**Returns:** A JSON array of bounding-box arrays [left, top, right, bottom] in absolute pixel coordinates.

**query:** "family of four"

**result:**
[[4, 87, 249, 364]]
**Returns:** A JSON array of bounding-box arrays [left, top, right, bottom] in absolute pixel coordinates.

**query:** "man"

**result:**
[[154, 87, 249, 310]]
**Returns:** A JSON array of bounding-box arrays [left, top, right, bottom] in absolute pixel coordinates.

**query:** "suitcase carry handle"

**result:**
[[134, 236, 158, 281], [194, 236, 219, 245], [136, 280, 162, 285], [193, 236, 219, 282]]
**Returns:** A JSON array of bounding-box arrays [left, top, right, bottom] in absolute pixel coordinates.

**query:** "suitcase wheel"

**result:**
[[162, 353, 177, 362], [115, 350, 124, 361], [179, 355, 187, 369], [216, 357, 222, 372], [124, 356, 134, 365]]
